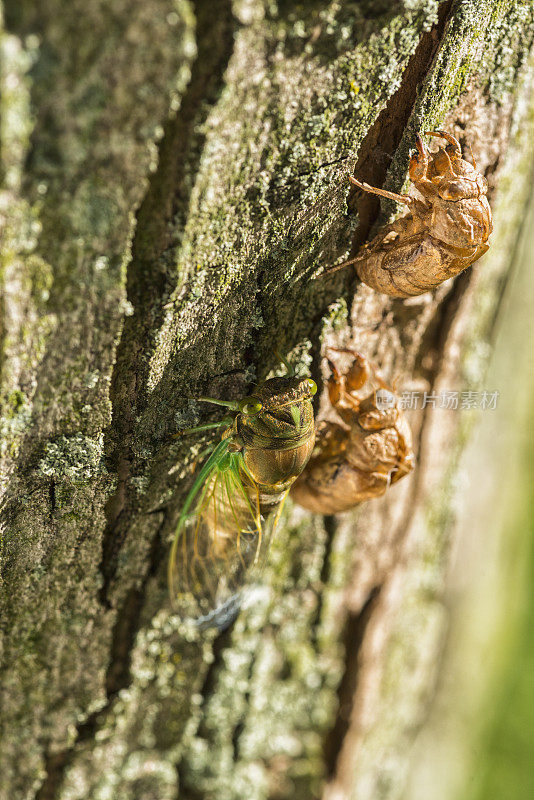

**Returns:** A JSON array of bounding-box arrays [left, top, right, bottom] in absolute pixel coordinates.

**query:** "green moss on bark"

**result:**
[[1, 2, 534, 799]]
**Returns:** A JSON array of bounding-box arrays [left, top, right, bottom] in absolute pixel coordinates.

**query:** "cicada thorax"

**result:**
[[169, 374, 317, 629], [236, 382, 316, 487], [417, 153, 492, 251], [290, 352, 414, 515]]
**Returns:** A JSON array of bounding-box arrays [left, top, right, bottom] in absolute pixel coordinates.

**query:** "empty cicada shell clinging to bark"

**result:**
[[323, 130, 492, 298], [290, 349, 414, 515]]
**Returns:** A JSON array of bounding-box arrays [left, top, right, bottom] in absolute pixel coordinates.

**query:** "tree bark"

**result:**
[[1, 2, 534, 799]]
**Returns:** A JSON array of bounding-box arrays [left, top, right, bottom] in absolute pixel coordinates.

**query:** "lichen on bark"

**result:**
[[1, 1, 534, 800]]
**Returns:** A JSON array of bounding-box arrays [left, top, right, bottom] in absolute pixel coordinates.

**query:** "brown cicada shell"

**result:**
[[323, 131, 492, 297], [290, 349, 414, 514]]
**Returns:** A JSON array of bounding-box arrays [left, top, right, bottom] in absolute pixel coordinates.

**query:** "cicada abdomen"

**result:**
[[169, 375, 317, 629], [324, 131, 492, 298], [291, 349, 414, 514]]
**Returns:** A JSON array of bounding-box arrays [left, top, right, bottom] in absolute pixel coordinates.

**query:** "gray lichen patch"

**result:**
[[37, 433, 106, 481], [56, 613, 214, 800], [0, 27, 56, 477]]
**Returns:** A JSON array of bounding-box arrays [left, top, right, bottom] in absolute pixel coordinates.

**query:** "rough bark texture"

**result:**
[[1, 2, 534, 799]]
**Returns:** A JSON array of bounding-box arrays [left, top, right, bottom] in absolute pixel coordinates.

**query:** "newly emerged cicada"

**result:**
[[168, 372, 317, 628], [324, 130, 492, 297], [291, 349, 414, 514]]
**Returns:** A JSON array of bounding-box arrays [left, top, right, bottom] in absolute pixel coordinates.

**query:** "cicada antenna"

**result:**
[[274, 348, 296, 376]]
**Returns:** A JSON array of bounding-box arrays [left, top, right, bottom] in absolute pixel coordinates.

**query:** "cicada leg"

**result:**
[[409, 134, 429, 181], [349, 176, 414, 206], [327, 348, 370, 391], [173, 419, 232, 437], [197, 396, 239, 410], [465, 141, 478, 170], [173, 394, 237, 440], [425, 129, 462, 158], [316, 176, 415, 279], [274, 348, 296, 376], [325, 347, 376, 413]]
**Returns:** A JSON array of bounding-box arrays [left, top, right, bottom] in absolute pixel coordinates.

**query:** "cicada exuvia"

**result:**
[[322, 131, 492, 297], [168, 372, 317, 629], [291, 348, 414, 513]]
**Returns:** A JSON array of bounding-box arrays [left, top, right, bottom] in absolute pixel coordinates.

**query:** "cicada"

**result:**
[[323, 131, 492, 297], [290, 349, 414, 514], [168, 373, 317, 629]]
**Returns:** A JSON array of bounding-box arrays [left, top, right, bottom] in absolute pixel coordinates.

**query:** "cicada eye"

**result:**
[[305, 378, 317, 396], [238, 397, 263, 415]]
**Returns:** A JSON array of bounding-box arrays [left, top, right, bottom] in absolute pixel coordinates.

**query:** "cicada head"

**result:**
[[424, 130, 488, 201], [409, 131, 488, 203], [236, 376, 317, 486]]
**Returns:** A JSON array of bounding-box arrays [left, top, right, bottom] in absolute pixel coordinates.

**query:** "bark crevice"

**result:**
[[100, 0, 237, 605], [324, 585, 382, 778], [346, 0, 453, 256]]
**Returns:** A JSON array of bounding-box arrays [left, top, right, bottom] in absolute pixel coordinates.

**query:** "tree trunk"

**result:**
[[1, 2, 534, 799]]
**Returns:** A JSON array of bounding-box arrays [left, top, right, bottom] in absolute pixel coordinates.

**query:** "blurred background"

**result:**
[[406, 174, 534, 800]]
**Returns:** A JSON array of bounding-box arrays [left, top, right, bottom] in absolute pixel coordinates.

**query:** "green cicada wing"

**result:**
[[168, 439, 284, 628], [168, 438, 231, 607]]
